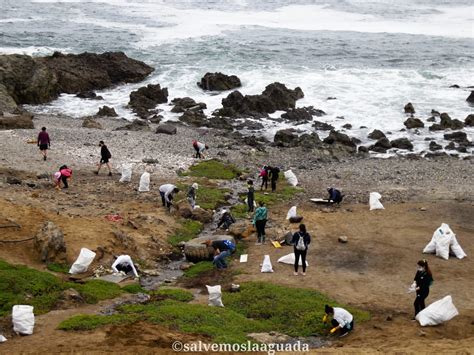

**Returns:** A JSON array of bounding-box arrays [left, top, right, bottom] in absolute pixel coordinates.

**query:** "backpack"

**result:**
[[223, 240, 236, 253], [296, 233, 306, 251]]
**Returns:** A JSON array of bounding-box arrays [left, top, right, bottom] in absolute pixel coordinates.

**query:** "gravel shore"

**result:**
[[1, 113, 473, 203]]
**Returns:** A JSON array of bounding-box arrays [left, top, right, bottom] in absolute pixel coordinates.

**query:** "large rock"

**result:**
[[76, 91, 103, 100], [297, 133, 321, 150], [281, 106, 325, 122], [262, 82, 304, 111], [404, 102, 415, 114], [0, 83, 17, 113], [390, 138, 413, 150], [274, 128, 299, 147], [156, 123, 177, 135], [429, 113, 464, 131], [0, 52, 153, 106], [228, 220, 255, 239], [197, 72, 241, 91], [466, 91, 474, 104], [171, 97, 206, 113], [465, 114, 474, 126], [129, 84, 168, 119], [323, 130, 356, 150], [313, 120, 334, 131], [82, 117, 103, 129], [179, 110, 207, 126], [369, 137, 392, 153], [444, 131, 468, 143], [97, 105, 118, 117], [368, 129, 386, 140], [184, 235, 235, 262], [115, 119, 150, 131], [0, 113, 34, 130], [34, 221, 67, 263], [404, 117, 424, 129], [429, 141, 443, 151]]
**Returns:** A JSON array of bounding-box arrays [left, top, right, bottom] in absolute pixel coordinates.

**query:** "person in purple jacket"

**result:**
[[37, 127, 50, 161]]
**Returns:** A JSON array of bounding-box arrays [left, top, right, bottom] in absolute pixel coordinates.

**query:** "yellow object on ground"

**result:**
[[323, 314, 328, 323], [330, 327, 337, 334], [271, 241, 282, 248]]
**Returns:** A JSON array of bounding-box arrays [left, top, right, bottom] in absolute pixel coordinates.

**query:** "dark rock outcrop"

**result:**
[[171, 97, 206, 113], [197, 72, 241, 91], [34, 221, 67, 264], [97, 105, 118, 117], [281, 106, 325, 122], [0, 52, 153, 107], [429, 112, 464, 131], [179, 110, 207, 126], [369, 137, 392, 153], [390, 138, 413, 150], [76, 91, 103, 100], [82, 117, 103, 129], [404, 102, 415, 114], [368, 129, 386, 140], [274, 128, 300, 147], [342, 123, 352, 129], [0, 83, 17, 113], [465, 114, 474, 126], [0, 113, 34, 129], [404, 117, 424, 129], [323, 130, 356, 150], [313, 120, 334, 131], [115, 119, 150, 131], [444, 131, 468, 143], [466, 91, 474, 104], [156, 123, 177, 135], [129, 84, 168, 119], [429, 141, 443, 151]]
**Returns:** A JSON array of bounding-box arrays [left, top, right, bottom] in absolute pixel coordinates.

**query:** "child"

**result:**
[[247, 180, 255, 213], [53, 171, 62, 190], [259, 166, 269, 190], [59, 165, 73, 189]]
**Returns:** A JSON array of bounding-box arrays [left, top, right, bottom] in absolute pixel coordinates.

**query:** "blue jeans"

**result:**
[[213, 250, 231, 269]]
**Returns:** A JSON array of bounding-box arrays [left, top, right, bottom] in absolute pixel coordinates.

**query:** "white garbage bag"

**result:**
[[206, 285, 224, 307], [69, 248, 96, 274], [260, 255, 274, 273], [369, 192, 384, 210], [284, 170, 298, 186], [278, 253, 309, 266], [119, 163, 132, 183], [286, 206, 297, 220], [416, 295, 459, 326], [138, 171, 150, 192], [423, 223, 466, 260], [12, 305, 35, 335], [0, 334, 6, 343]]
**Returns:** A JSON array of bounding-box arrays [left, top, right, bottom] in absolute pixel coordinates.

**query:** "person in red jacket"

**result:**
[[59, 165, 73, 189], [37, 127, 50, 161]]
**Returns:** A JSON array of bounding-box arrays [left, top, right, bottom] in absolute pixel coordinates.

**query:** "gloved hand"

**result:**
[[330, 327, 338, 334], [322, 314, 329, 323]]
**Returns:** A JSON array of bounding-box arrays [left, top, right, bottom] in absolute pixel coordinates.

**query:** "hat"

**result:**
[[192, 183, 198, 189]]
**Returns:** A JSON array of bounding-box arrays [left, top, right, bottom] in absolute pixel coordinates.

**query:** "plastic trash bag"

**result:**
[[284, 170, 298, 186], [261, 255, 274, 273], [416, 295, 459, 326], [369, 192, 384, 210], [286, 206, 297, 220], [0, 334, 6, 343], [138, 171, 150, 192], [12, 305, 35, 335], [278, 253, 309, 266], [423, 223, 467, 260], [69, 248, 96, 274], [407, 281, 416, 293], [206, 285, 224, 307], [119, 163, 132, 183]]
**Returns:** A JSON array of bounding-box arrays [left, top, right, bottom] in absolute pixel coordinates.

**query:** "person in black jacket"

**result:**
[[413, 259, 433, 318], [217, 210, 235, 230], [247, 180, 255, 212], [291, 224, 311, 276], [327, 187, 344, 204], [269, 166, 280, 192], [95, 141, 112, 176]]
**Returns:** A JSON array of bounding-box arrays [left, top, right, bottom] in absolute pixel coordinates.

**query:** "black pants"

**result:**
[[414, 291, 429, 316], [271, 179, 277, 192], [116, 263, 132, 274], [294, 248, 307, 272], [61, 175, 68, 188], [160, 192, 173, 209], [331, 319, 354, 334], [194, 147, 201, 159], [255, 219, 266, 242], [261, 177, 268, 190], [248, 197, 254, 212]]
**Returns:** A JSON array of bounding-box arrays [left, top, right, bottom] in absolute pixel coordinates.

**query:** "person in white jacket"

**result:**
[[159, 184, 180, 210], [324, 304, 354, 337], [111, 255, 139, 278]]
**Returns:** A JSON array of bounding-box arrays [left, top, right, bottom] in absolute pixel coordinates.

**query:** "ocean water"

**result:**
[[1, 0, 473, 155]]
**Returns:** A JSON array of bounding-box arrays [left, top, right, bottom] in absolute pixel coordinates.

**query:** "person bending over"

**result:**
[[192, 140, 208, 159], [324, 305, 354, 337], [217, 210, 236, 230], [206, 239, 235, 269], [159, 184, 179, 211], [111, 255, 139, 278], [327, 187, 344, 204]]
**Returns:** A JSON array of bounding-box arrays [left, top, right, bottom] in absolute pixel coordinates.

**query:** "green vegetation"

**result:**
[[196, 185, 229, 209], [150, 288, 194, 302], [57, 314, 136, 331], [121, 284, 147, 294], [46, 263, 70, 274], [183, 261, 214, 278], [182, 159, 242, 180], [168, 219, 203, 246], [71, 280, 124, 304], [231, 203, 248, 218], [224, 282, 370, 336]]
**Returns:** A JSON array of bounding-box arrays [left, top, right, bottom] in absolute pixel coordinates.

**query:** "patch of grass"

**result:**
[[150, 288, 194, 302], [58, 314, 137, 331], [196, 185, 229, 210], [183, 261, 214, 278], [46, 263, 70, 274], [230, 203, 248, 218], [0, 259, 66, 316], [168, 219, 203, 247], [224, 282, 370, 336], [121, 284, 147, 294], [182, 160, 242, 180], [72, 280, 124, 304]]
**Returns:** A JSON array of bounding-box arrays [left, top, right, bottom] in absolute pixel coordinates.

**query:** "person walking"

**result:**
[[292, 223, 311, 276], [192, 140, 208, 159], [413, 259, 433, 319], [258, 166, 269, 190], [269, 166, 280, 192], [58, 165, 73, 189], [187, 183, 198, 209], [37, 127, 50, 161], [324, 305, 354, 337], [95, 141, 112, 176], [159, 184, 179, 211], [247, 180, 255, 213], [253, 201, 268, 245]]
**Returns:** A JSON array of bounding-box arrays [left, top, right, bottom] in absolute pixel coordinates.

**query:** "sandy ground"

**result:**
[[0, 114, 473, 354]]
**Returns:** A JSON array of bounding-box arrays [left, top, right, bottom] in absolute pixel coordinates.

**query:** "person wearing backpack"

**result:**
[[206, 239, 235, 269], [413, 259, 434, 319], [269, 166, 280, 192], [291, 223, 311, 275], [258, 165, 269, 190], [95, 141, 113, 176]]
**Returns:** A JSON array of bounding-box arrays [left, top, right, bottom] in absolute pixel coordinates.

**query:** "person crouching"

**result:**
[[205, 239, 235, 269], [324, 304, 354, 337]]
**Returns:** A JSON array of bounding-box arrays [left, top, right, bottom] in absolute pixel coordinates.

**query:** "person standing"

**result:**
[[206, 239, 235, 269], [192, 140, 208, 159], [247, 180, 255, 213], [258, 166, 269, 190], [58, 165, 73, 189], [324, 305, 354, 337], [159, 184, 179, 211], [95, 141, 112, 176], [253, 201, 268, 245], [37, 127, 50, 161], [413, 259, 433, 319], [292, 223, 311, 275], [187, 183, 198, 209], [269, 166, 280, 192]]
